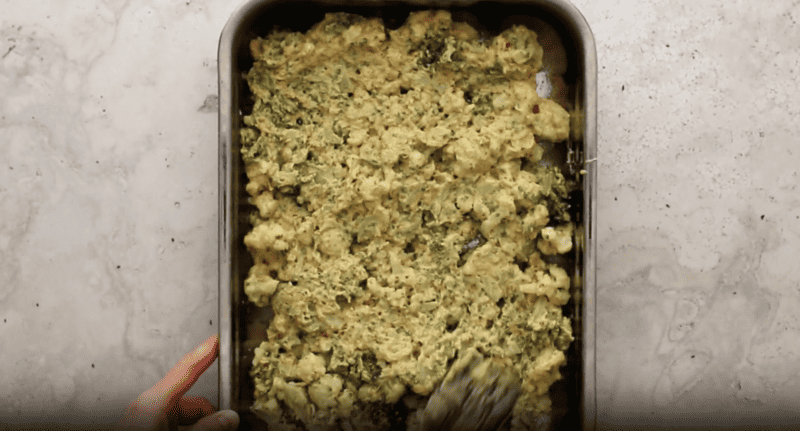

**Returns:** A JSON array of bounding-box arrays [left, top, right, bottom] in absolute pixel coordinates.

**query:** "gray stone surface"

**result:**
[[1, 0, 799, 428]]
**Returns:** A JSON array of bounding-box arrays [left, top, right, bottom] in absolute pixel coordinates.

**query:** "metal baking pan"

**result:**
[[218, 1, 596, 429]]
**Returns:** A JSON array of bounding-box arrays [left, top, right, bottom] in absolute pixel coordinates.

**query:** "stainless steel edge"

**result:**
[[218, 1, 243, 412], [217, 28, 230, 413], [558, 2, 598, 430], [543, 1, 597, 429]]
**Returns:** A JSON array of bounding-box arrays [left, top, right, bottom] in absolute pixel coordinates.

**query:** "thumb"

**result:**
[[187, 410, 240, 431]]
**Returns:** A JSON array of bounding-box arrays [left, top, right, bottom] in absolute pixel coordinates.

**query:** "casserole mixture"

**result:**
[[239, 10, 574, 430]]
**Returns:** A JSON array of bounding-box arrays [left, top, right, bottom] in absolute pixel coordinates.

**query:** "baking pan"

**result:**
[[218, 1, 596, 429]]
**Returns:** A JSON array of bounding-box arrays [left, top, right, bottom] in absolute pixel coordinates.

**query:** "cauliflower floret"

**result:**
[[495, 25, 544, 71], [357, 175, 390, 201], [531, 98, 569, 142], [337, 385, 357, 417], [519, 265, 570, 305], [316, 226, 351, 257], [537, 223, 573, 255], [271, 377, 314, 423], [272, 167, 298, 188], [451, 134, 493, 177], [375, 328, 413, 362], [244, 222, 294, 251], [357, 383, 382, 402], [527, 346, 566, 396], [252, 192, 278, 218], [380, 376, 406, 403], [462, 242, 519, 302], [523, 204, 549, 234], [296, 352, 326, 383], [243, 264, 280, 307], [308, 373, 344, 411], [244, 160, 278, 197]]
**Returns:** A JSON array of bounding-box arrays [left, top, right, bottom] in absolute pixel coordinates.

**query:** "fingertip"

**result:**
[[210, 334, 220, 356], [185, 395, 215, 413], [174, 396, 215, 426], [219, 410, 240, 429], [200, 334, 219, 360], [190, 410, 240, 431], [159, 336, 221, 404], [196, 335, 219, 362]]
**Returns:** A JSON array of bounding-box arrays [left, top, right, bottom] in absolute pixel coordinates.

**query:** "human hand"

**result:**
[[118, 334, 239, 431]]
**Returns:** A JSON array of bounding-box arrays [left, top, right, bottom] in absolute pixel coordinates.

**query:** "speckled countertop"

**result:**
[[1, 0, 799, 429]]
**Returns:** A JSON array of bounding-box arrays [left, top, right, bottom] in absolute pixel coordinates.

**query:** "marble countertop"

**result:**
[[2, 0, 799, 429]]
